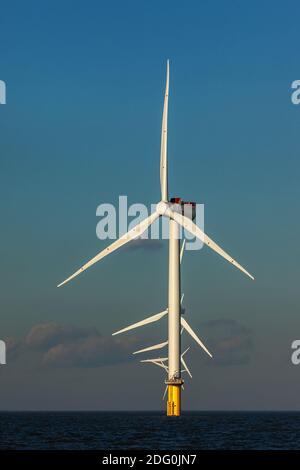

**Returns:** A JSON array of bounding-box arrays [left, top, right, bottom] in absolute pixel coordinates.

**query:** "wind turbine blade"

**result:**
[[181, 317, 213, 358], [170, 211, 254, 281], [141, 357, 168, 362], [112, 309, 167, 336], [141, 360, 166, 370], [160, 60, 169, 201], [180, 293, 185, 315], [57, 211, 160, 287], [181, 347, 192, 378], [133, 341, 168, 355], [180, 238, 186, 263], [140, 358, 168, 371], [158, 360, 169, 372], [182, 346, 190, 357], [181, 356, 192, 379], [163, 385, 168, 400]]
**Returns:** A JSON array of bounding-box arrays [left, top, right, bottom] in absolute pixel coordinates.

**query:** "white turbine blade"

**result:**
[[57, 211, 160, 287], [158, 359, 168, 369], [181, 346, 190, 357], [158, 360, 169, 372], [141, 360, 166, 371], [181, 357, 192, 378], [181, 347, 192, 378], [112, 309, 167, 336], [133, 340, 168, 355], [160, 60, 169, 201], [141, 357, 168, 362], [180, 238, 186, 263], [181, 317, 213, 358], [141, 358, 168, 371], [158, 360, 168, 372], [163, 385, 168, 400], [180, 293, 184, 305], [170, 210, 254, 281]]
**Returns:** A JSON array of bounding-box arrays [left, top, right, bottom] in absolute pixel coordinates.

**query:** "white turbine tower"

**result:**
[[57, 61, 254, 416]]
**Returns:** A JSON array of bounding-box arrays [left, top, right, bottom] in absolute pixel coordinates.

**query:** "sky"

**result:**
[[0, 0, 300, 410]]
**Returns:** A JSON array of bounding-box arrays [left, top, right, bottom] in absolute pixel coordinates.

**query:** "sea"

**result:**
[[0, 411, 299, 450]]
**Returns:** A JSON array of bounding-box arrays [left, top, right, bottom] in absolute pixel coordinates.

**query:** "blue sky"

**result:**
[[0, 0, 300, 410]]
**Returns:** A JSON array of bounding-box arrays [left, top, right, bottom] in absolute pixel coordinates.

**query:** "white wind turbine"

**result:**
[[57, 60, 254, 416], [113, 238, 212, 396]]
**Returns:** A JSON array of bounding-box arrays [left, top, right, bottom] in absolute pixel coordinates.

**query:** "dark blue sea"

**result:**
[[0, 412, 299, 450]]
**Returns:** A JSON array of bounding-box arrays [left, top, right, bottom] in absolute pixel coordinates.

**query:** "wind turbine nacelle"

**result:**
[[170, 198, 196, 221]]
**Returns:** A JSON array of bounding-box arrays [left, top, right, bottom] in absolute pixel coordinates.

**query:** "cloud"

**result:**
[[25, 323, 97, 350], [24, 322, 139, 368], [3, 337, 23, 360], [43, 334, 138, 368], [200, 319, 253, 366], [9, 318, 253, 369]]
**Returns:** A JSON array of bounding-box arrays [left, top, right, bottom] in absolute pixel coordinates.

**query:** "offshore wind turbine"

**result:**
[[57, 61, 254, 416], [113, 237, 213, 408]]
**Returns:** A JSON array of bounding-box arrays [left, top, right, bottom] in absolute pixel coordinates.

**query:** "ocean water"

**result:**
[[0, 411, 299, 450]]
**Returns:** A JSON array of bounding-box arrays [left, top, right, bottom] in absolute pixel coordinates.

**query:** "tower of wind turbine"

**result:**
[[57, 61, 254, 416]]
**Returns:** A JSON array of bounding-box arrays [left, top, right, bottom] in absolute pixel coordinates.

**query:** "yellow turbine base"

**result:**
[[167, 384, 181, 416]]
